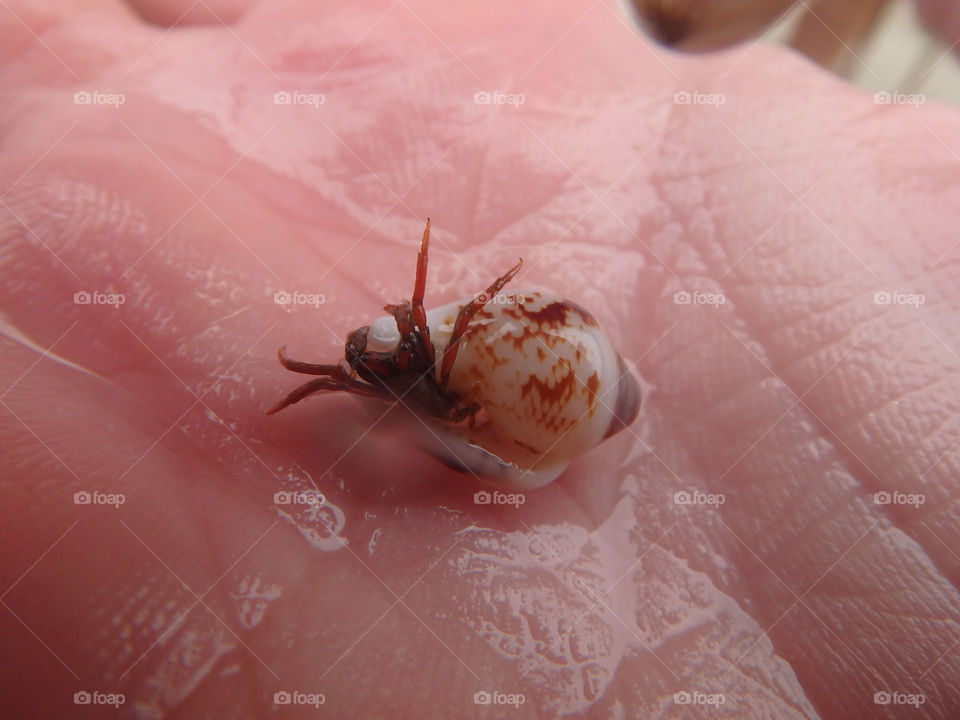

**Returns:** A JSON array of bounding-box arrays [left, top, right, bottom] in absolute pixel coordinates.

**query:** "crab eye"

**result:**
[[399, 342, 410, 353]]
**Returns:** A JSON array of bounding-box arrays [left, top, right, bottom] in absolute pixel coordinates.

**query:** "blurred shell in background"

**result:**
[[620, 0, 960, 105]]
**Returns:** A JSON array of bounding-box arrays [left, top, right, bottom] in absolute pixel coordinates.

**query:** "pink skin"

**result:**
[[1, 0, 959, 718]]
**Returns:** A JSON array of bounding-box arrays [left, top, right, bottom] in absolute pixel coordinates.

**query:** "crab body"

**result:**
[[269, 220, 640, 489]]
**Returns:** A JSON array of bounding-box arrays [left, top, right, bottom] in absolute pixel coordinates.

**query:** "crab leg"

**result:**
[[412, 219, 435, 362], [276, 346, 344, 376], [266, 370, 389, 414], [267, 346, 390, 414], [382, 219, 437, 372], [439, 256, 522, 388]]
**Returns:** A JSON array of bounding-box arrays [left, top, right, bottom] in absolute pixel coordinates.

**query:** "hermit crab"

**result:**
[[268, 220, 641, 489]]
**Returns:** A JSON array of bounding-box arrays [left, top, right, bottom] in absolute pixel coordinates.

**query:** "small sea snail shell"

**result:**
[[269, 219, 641, 489]]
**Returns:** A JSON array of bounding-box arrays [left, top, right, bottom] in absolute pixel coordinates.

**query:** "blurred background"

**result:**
[[621, 0, 960, 105]]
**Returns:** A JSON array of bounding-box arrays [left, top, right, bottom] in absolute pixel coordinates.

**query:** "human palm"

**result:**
[[1, 1, 959, 718]]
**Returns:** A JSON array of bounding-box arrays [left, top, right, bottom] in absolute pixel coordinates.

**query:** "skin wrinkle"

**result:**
[[680, 132, 959, 605], [651, 250, 956, 720], [2, 336, 261, 580], [853, 374, 954, 439], [842, 337, 960, 472], [453, 516, 812, 716], [912, 412, 960, 473]]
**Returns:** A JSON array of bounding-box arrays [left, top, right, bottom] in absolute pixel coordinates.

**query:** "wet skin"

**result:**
[[1, 0, 960, 718]]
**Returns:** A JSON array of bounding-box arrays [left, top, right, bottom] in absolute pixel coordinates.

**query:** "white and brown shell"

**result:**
[[366, 290, 641, 489]]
